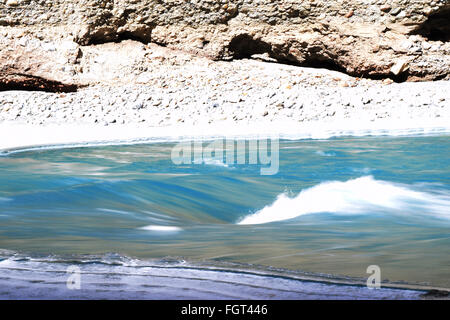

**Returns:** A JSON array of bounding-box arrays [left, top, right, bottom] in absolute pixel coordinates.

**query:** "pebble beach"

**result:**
[[1, 55, 449, 129]]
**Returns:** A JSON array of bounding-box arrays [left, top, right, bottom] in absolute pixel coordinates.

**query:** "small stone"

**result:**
[[6, 0, 19, 6], [397, 11, 406, 19], [390, 7, 401, 16], [380, 5, 391, 13], [263, 111, 269, 117], [251, 52, 277, 63], [390, 60, 409, 75], [423, 7, 433, 16], [133, 102, 144, 110], [345, 10, 354, 18]]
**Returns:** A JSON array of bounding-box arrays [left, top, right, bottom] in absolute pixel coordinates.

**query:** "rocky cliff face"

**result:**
[[1, 0, 449, 90]]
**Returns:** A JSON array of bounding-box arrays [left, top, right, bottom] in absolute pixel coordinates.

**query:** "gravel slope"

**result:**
[[0, 58, 449, 128]]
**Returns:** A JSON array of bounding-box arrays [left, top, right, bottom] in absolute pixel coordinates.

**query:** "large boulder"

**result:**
[[0, 0, 449, 89]]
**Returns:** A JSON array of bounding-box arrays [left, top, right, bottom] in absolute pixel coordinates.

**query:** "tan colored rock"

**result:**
[[345, 10, 354, 18], [390, 60, 410, 75], [380, 5, 392, 13], [6, 0, 19, 7]]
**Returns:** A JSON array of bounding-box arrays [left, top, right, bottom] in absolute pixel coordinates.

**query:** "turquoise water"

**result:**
[[0, 135, 449, 291]]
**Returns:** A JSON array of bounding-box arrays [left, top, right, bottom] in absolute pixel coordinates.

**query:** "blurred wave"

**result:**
[[239, 176, 450, 224]]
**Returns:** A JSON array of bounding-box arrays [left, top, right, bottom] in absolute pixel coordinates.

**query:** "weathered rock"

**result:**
[[0, 0, 449, 87], [391, 59, 410, 75]]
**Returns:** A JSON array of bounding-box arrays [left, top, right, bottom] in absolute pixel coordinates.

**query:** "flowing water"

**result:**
[[0, 135, 449, 299]]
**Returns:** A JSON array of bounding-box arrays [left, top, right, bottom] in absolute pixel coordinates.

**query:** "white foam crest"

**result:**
[[1, 119, 450, 155], [193, 158, 229, 167], [316, 151, 336, 157], [238, 176, 450, 225], [140, 225, 182, 232]]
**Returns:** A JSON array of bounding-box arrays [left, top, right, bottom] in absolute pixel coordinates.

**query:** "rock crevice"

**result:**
[[0, 73, 78, 93], [413, 4, 450, 42]]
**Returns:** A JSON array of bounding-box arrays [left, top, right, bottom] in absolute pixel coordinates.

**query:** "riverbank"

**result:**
[[2, 119, 450, 154], [0, 252, 433, 300], [1, 57, 449, 152]]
